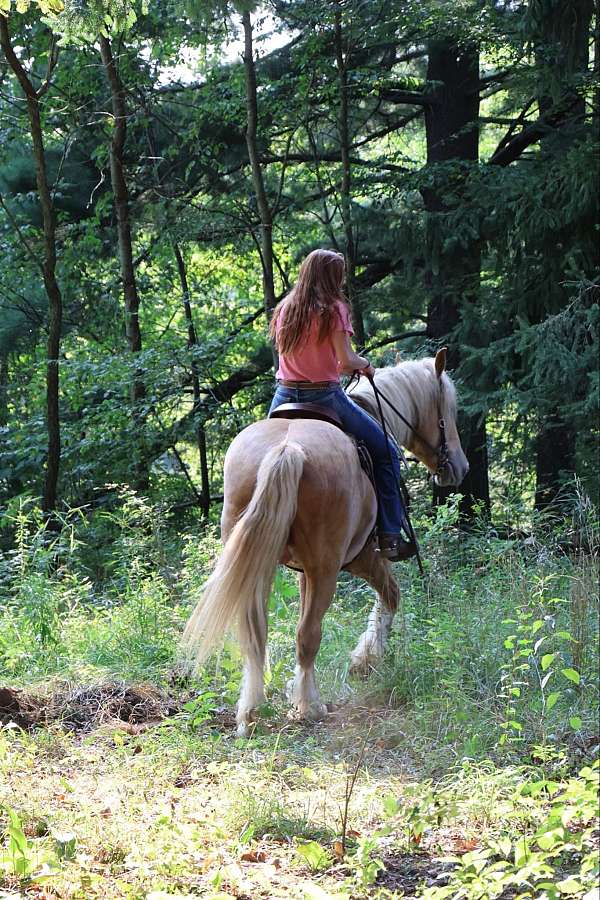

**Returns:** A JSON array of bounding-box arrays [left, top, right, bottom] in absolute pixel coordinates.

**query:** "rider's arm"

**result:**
[[332, 330, 374, 377]]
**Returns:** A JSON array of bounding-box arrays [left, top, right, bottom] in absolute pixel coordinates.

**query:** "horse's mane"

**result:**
[[348, 358, 457, 447]]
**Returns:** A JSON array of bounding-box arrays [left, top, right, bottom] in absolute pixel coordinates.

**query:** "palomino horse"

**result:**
[[183, 350, 469, 735]]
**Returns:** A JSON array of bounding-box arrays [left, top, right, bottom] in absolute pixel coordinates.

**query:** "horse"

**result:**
[[182, 349, 469, 735]]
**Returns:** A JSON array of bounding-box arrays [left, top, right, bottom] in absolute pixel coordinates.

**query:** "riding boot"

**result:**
[[378, 532, 417, 562]]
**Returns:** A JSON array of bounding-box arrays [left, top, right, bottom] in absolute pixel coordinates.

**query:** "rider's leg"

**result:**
[[328, 390, 406, 531]]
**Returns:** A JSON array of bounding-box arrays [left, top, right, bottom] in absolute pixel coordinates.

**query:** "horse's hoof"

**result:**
[[287, 702, 328, 723], [307, 702, 328, 721], [349, 654, 380, 677], [236, 720, 250, 738], [285, 677, 295, 702], [236, 706, 259, 738]]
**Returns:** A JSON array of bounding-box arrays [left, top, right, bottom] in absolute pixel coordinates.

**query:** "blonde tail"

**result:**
[[182, 439, 305, 668]]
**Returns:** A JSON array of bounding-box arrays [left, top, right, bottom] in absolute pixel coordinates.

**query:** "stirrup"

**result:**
[[377, 533, 417, 562]]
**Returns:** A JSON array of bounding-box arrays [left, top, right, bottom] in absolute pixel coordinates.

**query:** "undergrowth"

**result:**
[[0, 489, 597, 764], [0, 489, 598, 898]]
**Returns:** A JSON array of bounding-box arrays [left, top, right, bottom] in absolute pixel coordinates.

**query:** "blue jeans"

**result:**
[[269, 384, 406, 535]]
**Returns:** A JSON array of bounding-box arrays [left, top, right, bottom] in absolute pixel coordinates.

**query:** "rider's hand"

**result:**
[[360, 362, 376, 379]]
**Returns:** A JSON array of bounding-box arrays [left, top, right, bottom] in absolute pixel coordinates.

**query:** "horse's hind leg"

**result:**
[[346, 548, 399, 675], [288, 570, 337, 720], [236, 599, 268, 737]]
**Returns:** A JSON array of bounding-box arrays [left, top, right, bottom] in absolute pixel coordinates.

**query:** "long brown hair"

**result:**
[[269, 249, 348, 355]]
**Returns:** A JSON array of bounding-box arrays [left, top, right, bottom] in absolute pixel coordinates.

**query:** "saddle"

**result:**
[[268, 402, 375, 490], [269, 402, 343, 430]]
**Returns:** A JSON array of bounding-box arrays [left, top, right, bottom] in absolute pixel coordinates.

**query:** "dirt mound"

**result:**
[[0, 681, 182, 732], [0, 686, 44, 729]]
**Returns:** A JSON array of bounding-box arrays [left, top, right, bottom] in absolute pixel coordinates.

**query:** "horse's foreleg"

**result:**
[[346, 549, 399, 675], [288, 570, 337, 721]]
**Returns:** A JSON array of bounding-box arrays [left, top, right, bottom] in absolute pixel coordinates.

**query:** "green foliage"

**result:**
[[367, 496, 598, 763], [182, 688, 216, 729], [51, 0, 150, 41], [295, 839, 332, 872], [419, 762, 600, 900], [0, 806, 58, 882], [346, 834, 385, 889], [1, 0, 597, 514], [498, 575, 584, 747]]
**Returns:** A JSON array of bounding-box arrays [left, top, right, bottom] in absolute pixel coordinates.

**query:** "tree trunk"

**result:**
[[334, 3, 365, 348], [173, 243, 211, 518], [533, 0, 593, 510], [423, 39, 490, 520], [0, 18, 62, 515], [242, 10, 277, 370], [99, 35, 147, 489], [535, 411, 576, 512]]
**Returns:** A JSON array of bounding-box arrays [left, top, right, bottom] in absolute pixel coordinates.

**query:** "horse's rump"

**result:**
[[222, 418, 377, 570]]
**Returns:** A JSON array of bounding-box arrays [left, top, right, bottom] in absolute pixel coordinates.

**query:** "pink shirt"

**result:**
[[275, 300, 354, 382]]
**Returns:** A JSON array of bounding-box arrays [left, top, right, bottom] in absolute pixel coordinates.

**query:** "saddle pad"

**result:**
[[269, 402, 343, 430]]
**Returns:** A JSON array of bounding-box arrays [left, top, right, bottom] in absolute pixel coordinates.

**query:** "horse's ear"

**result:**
[[395, 351, 402, 365], [434, 347, 447, 378]]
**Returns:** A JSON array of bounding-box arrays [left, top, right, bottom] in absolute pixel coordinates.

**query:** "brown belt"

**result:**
[[278, 380, 339, 389]]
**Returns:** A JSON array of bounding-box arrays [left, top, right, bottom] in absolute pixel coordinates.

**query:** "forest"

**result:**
[[0, 0, 598, 898]]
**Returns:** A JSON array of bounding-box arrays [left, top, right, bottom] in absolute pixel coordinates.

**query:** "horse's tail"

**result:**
[[182, 439, 305, 667]]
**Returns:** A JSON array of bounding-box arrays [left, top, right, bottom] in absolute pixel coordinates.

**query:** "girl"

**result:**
[[269, 248, 415, 562]]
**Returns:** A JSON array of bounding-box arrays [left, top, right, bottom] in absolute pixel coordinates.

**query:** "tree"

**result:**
[[421, 35, 490, 519], [0, 12, 63, 514], [242, 9, 277, 338], [528, 0, 595, 511], [99, 34, 148, 489]]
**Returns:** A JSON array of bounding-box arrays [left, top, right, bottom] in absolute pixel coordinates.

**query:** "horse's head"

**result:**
[[404, 349, 469, 488]]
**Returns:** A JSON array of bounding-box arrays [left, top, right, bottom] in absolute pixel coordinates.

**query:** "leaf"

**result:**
[[453, 837, 479, 854], [569, 716, 582, 730], [0, 0, 11, 12], [383, 795, 399, 816], [536, 828, 563, 850], [546, 691, 561, 710], [561, 668, 580, 684], [295, 841, 331, 872], [556, 877, 583, 894], [513, 837, 530, 867], [497, 836, 512, 857], [240, 849, 267, 863], [332, 840, 344, 860], [541, 653, 555, 671]]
